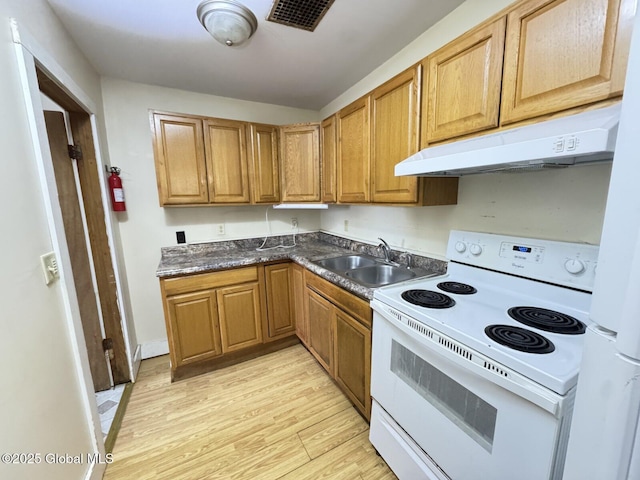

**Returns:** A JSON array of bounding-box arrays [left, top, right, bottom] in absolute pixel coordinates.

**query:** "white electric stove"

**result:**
[[369, 230, 599, 480]]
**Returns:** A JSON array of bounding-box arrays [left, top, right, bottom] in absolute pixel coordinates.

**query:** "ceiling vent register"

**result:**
[[267, 0, 335, 31]]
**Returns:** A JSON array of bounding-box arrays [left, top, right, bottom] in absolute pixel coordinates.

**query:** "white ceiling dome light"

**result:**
[[197, 0, 258, 47]]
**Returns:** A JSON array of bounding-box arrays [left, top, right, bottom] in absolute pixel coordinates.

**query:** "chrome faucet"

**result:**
[[378, 238, 392, 263]]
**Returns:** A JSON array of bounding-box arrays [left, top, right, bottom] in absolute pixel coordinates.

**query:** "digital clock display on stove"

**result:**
[[513, 246, 532, 253]]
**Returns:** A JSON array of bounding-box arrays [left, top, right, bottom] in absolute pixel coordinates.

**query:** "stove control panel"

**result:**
[[447, 230, 599, 291], [499, 241, 545, 263]]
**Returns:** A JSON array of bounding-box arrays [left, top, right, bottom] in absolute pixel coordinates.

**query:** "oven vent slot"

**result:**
[[406, 318, 434, 339], [483, 361, 509, 378], [439, 337, 472, 360]]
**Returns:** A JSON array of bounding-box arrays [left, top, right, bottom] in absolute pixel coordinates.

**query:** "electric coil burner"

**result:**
[[485, 324, 556, 354], [437, 281, 478, 295], [401, 289, 455, 309], [508, 306, 586, 334]]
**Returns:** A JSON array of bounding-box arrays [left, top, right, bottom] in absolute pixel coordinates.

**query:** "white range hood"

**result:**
[[395, 103, 621, 177]]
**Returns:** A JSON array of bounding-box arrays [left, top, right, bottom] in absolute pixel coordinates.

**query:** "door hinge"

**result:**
[[102, 337, 115, 360], [68, 144, 83, 160]]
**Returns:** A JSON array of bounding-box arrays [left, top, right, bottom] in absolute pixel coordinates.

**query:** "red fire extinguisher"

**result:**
[[108, 167, 126, 212]]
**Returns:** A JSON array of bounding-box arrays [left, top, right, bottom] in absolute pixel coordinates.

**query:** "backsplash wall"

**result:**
[[321, 164, 612, 259]]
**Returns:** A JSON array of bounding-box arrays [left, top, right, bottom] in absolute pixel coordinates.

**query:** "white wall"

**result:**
[[319, 0, 612, 257], [100, 78, 322, 353], [0, 1, 108, 479]]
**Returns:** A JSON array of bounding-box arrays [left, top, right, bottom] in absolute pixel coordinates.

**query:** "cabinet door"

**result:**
[[501, 0, 634, 125], [337, 96, 370, 203], [305, 288, 335, 374], [264, 263, 295, 340], [217, 283, 263, 353], [334, 310, 371, 419], [424, 18, 506, 144], [204, 118, 250, 203], [279, 124, 321, 202], [166, 290, 222, 367], [152, 113, 208, 205], [371, 66, 421, 204], [248, 123, 280, 204], [321, 115, 337, 203], [292, 263, 308, 346]]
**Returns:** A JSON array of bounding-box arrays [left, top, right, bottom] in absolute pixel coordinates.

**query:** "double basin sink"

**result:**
[[311, 253, 417, 288]]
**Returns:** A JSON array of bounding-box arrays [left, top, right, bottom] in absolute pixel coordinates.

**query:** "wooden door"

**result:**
[[217, 283, 263, 352], [264, 263, 295, 340], [334, 311, 371, 419], [248, 123, 280, 203], [166, 290, 222, 367], [424, 17, 506, 144], [501, 0, 634, 125], [40, 68, 130, 386], [204, 118, 250, 203], [370, 66, 421, 204], [321, 115, 337, 203], [45, 111, 111, 391], [279, 124, 321, 202], [337, 96, 370, 203], [305, 288, 335, 374], [152, 113, 208, 205], [292, 263, 308, 346]]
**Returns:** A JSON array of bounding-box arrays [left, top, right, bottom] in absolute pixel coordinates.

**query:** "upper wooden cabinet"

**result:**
[[423, 17, 506, 144], [332, 68, 458, 206], [321, 115, 337, 203], [153, 112, 322, 206], [337, 96, 371, 203], [371, 66, 422, 203], [203, 118, 250, 204], [279, 123, 321, 203], [248, 123, 280, 204], [500, 0, 634, 124], [152, 113, 208, 205]]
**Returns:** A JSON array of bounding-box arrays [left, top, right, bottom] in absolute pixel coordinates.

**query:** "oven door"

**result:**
[[370, 305, 573, 480]]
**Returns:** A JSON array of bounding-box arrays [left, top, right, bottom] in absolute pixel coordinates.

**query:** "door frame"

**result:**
[[12, 19, 136, 479]]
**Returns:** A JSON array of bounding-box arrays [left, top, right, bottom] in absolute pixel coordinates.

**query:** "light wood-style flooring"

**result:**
[[104, 344, 396, 479]]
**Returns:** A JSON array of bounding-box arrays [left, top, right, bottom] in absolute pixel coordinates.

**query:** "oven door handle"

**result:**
[[372, 302, 566, 417]]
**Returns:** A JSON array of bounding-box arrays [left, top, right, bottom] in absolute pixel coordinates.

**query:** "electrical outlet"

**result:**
[[176, 231, 186, 244], [217, 224, 225, 235], [344, 220, 349, 232], [291, 217, 298, 229]]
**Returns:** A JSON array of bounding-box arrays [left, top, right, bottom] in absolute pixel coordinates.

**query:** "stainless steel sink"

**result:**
[[345, 264, 416, 287], [314, 254, 379, 271], [311, 253, 418, 287]]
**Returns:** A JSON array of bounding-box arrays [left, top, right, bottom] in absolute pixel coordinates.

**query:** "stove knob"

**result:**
[[470, 244, 483, 256], [564, 259, 586, 275], [455, 241, 467, 253]]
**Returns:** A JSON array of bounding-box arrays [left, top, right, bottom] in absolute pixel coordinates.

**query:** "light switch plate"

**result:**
[[40, 251, 59, 285]]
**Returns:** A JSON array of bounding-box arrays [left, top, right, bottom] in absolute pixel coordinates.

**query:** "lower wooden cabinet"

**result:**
[[217, 283, 263, 353], [165, 290, 222, 367], [306, 288, 335, 375], [334, 310, 371, 418], [264, 263, 296, 340], [160, 264, 297, 380], [292, 263, 308, 345], [303, 270, 372, 419]]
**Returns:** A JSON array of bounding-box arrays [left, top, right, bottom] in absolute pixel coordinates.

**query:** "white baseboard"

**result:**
[[140, 339, 169, 359]]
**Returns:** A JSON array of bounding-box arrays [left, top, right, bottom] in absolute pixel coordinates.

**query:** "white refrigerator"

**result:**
[[563, 6, 640, 479]]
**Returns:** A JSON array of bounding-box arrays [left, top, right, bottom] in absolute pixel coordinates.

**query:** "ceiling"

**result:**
[[47, 0, 465, 110]]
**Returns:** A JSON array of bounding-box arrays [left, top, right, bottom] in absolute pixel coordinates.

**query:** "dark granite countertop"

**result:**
[[156, 232, 447, 300]]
